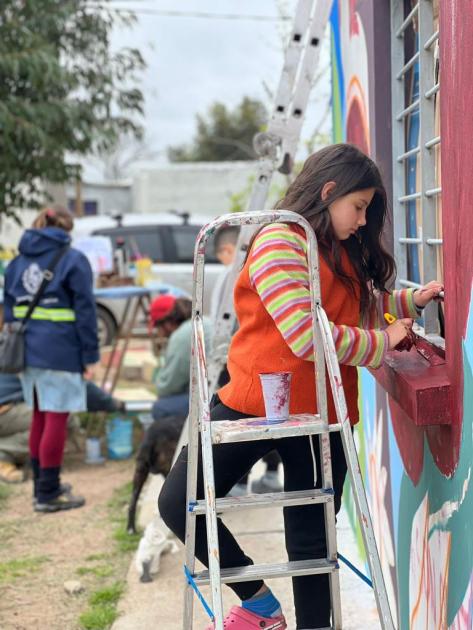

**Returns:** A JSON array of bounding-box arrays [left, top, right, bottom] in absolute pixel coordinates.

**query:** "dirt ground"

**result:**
[[0, 446, 136, 630]]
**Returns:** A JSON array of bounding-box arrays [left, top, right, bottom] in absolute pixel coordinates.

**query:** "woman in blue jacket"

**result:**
[[4, 207, 99, 512]]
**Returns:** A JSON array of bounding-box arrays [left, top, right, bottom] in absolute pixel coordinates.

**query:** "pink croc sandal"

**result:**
[[205, 605, 287, 629]]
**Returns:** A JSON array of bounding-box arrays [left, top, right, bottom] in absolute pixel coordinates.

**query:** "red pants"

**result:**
[[29, 402, 69, 468]]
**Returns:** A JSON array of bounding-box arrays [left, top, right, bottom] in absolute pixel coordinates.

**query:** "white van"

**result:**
[[73, 212, 222, 345]]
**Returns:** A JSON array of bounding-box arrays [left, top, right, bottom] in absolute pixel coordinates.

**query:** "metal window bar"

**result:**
[[425, 83, 440, 99], [395, 2, 419, 37], [391, 0, 443, 339], [397, 146, 420, 162], [396, 51, 420, 79], [398, 191, 422, 203], [425, 135, 440, 149], [399, 237, 422, 244], [396, 98, 420, 120], [424, 29, 439, 50]]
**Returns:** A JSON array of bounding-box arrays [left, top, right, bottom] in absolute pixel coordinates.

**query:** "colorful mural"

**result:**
[[331, 1, 473, 628]]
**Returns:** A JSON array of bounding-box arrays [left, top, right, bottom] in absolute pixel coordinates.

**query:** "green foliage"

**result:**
[[0, 1, 145, 217], [0, 555, 49, 583], [76, 565, 114, 578], [107, 481, 140, 552], [78, 411, 106, 438], [168, 97, 267, 162], [89, 582, 123, 607], [79, 606, 118, 630], [79, 582, 123, 629]]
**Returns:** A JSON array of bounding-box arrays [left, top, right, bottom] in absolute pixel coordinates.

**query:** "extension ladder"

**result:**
[[183, 211, 395, 630]]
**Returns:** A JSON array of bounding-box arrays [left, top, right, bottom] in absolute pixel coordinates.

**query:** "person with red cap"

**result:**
[[149, 295, 212, 421]]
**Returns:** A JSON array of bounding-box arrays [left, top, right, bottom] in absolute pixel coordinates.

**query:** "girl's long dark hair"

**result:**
[[272, 143, 395, 317]]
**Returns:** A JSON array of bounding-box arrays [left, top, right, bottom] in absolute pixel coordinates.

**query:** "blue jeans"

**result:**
[[152, 393, 189, 421]]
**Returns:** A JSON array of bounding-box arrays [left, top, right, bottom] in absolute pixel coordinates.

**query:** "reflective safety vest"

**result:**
[[13, 305, 76, 322]]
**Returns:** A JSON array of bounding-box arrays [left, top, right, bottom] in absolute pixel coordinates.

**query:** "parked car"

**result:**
[[73, 212, 222, 345]]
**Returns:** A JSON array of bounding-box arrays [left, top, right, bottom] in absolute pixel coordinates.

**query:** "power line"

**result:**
[[87, 4, 291, 21]]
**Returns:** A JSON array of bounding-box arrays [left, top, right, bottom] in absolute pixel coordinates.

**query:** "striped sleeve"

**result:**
[[249, 224, 389, 369], [368, 288, 422, 328]]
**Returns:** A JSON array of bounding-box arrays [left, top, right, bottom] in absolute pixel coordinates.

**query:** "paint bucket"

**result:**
[[259, 372, 292, 423], [106, 417, 133, 460], [85, 437, 105, 465]]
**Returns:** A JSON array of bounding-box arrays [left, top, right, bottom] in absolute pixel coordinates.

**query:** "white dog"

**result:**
[[135, 513, 179, 582]]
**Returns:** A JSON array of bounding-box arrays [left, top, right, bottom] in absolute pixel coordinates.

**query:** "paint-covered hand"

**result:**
[[386, 318, 414, 351], [413, 281, 444, 308]]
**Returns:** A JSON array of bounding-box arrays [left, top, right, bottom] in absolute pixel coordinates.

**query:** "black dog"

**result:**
[[127, 414, 186, 534]]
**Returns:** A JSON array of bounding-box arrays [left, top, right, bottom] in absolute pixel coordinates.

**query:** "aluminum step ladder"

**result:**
[[183, 210, 395, 630]]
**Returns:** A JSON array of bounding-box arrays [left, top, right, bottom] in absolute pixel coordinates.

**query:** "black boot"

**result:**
[[35, 467, 84, 513], [32, 459, 72, 506]]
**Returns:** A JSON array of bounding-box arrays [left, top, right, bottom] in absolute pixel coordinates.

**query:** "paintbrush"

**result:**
[[383, 313, 445, 366]]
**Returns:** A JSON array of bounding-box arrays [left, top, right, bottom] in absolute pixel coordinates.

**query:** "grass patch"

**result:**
[[79, 582, 123, 630], [85, 552, 113, 563], [107, 481, 132, 517], [0, 556, 48, 583], [113, 527, 140, 554], [89, 582, 123, 606], [0, 483, 11, 507], [79, 604, 118, 630], [107, 482, 140, 553], [76, 565, 114, 578]]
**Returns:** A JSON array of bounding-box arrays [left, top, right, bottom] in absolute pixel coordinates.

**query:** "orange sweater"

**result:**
[[218, 224, 420, 425], [219, 226, 364, 425]]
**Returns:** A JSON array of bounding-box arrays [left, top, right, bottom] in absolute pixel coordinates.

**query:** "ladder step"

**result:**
[[211, 413, 339, 444], [193, 558, 338, 585], [190, 488, 334, 515]]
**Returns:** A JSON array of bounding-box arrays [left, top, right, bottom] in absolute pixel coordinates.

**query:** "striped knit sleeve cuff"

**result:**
[[405, 288, 424, 317], [366, 330, 389, 369], [380, 288, 422, 321]]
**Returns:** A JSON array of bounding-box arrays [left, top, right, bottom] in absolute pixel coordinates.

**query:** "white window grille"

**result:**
[[391, 0, 443, 345]]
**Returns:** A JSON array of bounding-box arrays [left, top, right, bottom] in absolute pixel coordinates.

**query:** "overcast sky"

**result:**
[[84, 0, 331, 179]]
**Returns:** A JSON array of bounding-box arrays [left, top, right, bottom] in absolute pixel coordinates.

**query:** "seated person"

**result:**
[[149, 295, 212, 421], [0, 374, 124, 483]]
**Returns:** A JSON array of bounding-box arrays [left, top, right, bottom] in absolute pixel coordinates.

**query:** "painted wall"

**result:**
[[330, 1, 473, 627]]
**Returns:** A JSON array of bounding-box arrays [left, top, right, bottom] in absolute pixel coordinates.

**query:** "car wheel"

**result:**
[[96, 305, 117, 347]]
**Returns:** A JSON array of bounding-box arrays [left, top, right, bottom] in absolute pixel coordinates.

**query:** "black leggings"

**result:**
[[158, 400, 348, 629]]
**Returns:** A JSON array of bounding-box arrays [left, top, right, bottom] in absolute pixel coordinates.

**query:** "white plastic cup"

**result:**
[[259, 372, 292, 423]]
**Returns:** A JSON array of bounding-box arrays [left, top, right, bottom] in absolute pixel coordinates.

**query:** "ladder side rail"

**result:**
[[184, 237, 217, 627], [260, 0, 318, 173], [271, 0, 315, 118], [194, 315, 225, 627], [278, 0, 334, 165], [316, 306, 395, 630], [189, 224, 229, 627], [306, 223, 342, 628]]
